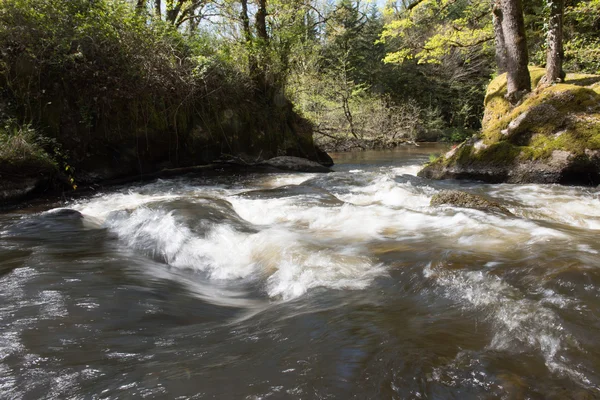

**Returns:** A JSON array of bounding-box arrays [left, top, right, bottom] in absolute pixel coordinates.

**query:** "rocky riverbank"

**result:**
[[0, 155, 333, 207], [419, 68, 600, 185]]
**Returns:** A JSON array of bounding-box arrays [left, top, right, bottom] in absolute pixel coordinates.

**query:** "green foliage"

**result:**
[[377, 0, 600, 148], [0, 0, 325, 191], [290, 69, 427, 148], [377, 0, 493, 132], [285, 0, 489, 149], [0, 120, 56, 175], [2, 0, 598, 184], [428, 153, 440, 163], [564, 0, 600, 74], [380, 0, 493, 65], [440, 128, 475, 143]]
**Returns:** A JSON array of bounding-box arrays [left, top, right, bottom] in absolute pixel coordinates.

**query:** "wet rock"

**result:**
[[42, 208, 103, 229], [313, 146, 334, 167], [44, 208, 84, 219], [419, 146, 597, 184], [430, 190, 512, 215], [0, 177, 51, 205], [260, 156, 332, 173], [236, 184, 343, 206]]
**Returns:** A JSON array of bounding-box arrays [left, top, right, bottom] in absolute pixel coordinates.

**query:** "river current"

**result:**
[[1, 144, 600, 399]]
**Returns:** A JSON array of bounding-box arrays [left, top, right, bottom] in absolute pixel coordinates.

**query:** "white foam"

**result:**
[[229, 193, 569, 250], [261, 173, 317, 188], [391, 164, 422, 176], [578, 244, 598, 254], [488, 184, 600, 230], [336, 174, 432, 208], [57, 165, 596, 303], [73, 191, 182, 220], [424, 263, 592, 386], [103, 206, 384, 300]]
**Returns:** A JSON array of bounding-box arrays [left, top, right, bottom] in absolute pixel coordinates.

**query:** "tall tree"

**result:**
[[166, 0, 184, 23], [545, 0, 565, 82], [240, 0, 252, 43], [256, 0, 268, 42], [492, 0, 508, 74], [154, 0, 161, 17], [499, 0, 530, 103]]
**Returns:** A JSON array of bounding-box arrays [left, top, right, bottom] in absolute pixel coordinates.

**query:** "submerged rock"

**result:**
[[430, 190, 512, 215], [419, 68, 600, 185], [236, 184, 343, 206], [43, 208, 104, 229], [260, 156, 332, 173]]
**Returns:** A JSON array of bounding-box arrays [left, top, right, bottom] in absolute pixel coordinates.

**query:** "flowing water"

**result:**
[[2, 144, 600, 399]]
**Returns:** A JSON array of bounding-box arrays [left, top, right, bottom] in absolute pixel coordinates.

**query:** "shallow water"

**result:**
[[1, 144, 600, 399]]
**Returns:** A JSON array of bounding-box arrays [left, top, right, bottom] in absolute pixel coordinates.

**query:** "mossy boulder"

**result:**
[[430, 190, 512, 215], [419, 68, 600, 185]]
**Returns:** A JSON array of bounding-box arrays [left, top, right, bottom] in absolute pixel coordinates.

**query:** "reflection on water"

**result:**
[[1, 144, 600, 398]]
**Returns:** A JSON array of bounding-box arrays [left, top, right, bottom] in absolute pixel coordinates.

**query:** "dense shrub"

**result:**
[[0, 0, 320, 189]]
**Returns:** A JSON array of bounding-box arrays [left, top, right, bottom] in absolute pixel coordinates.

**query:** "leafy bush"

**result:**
[[564, 0, 600, 74], [0, 0, 313, 184], [0, 120, 56, 175], [288, 68, 432, 149], [440, 127, 476, 143]]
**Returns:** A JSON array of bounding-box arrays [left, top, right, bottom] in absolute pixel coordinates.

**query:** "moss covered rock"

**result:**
[[430, 190, 512, 215], [419, 68, 600, 185]]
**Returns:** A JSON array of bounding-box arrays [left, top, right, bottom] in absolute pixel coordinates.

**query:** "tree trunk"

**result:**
[[188, 17, 199, 34], [166, 0, 184, 24], [136, 0, 145, 12], [240, 0, 259, 77], [166, 8, 178, 23], [253, 0, 270, 87], [492, 0, 508, 74], [154, 0, 161, 18], [240, 0, 252, 44], [546, 0, 565, 83], [255, 0, 268, 42], [500, 0, 531, 103]]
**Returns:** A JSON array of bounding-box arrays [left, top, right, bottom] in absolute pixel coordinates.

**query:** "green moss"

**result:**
[[453, 144, 475, 165], [428, 153, 440, 163], [518, 119, 600, 161], [478, 66, 600, 162], [522, 134, 566, 160], [439, 141, 522, 170], [482, 68, 600, 138], [484, 67, 546, 107], [580, 121, 600, 148], [472, 141, 521, 166], [485, 85, 596, 136], [422, 69, 600, 184]]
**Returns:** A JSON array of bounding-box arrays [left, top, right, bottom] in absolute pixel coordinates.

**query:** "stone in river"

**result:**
[[430, 190, 512, 215]]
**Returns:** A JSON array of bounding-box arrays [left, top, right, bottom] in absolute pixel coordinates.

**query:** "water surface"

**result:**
[[2, 144, 600, 398]]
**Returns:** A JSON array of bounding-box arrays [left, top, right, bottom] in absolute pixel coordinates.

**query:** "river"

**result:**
[[1, 144, 600, 399]]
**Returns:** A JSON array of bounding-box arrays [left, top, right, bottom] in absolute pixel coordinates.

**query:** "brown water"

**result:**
[[1, 144, 600, 399]]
